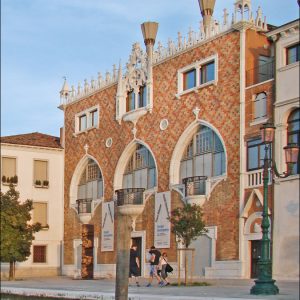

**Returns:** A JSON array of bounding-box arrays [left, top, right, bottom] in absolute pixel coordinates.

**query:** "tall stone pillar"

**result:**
[[115, 213, 132, 300]]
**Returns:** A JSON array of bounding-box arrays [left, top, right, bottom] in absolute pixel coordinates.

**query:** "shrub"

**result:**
[[2, 176, 6, 183]]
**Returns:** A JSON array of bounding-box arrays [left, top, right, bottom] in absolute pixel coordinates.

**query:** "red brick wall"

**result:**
[[64, 30, 242, 264]]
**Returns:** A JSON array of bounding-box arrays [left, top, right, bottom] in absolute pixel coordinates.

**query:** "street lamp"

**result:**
[[250, 123, 299, 295]]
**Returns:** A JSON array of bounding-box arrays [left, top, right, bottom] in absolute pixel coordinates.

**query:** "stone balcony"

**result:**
[[115, 188, 145, 230], [182, 176, 207, 206]]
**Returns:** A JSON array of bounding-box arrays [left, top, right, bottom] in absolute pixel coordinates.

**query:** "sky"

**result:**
[[1, 0, 299, 137]]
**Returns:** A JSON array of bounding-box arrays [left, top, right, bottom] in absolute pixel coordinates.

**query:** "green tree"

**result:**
[[168, 203, 207, 285], [0, 185, 42, 280]]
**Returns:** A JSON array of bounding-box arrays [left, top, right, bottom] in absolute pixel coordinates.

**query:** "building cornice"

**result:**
[[1, 143, 64, 153], [266, 19, 299, 40]]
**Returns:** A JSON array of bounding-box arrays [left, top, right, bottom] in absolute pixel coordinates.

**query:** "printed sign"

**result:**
[[154, 191, 171, 248], [101, 201, 114, 251]]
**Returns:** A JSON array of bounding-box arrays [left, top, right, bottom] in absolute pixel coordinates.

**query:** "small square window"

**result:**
[[183, 69, 196, 90], [33, 245, 46, 263], [200, 61, 215, 85], [287, 44, 300, 65]]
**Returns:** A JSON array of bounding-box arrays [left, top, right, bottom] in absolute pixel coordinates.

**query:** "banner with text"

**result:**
[[154, 191, 171, 248], [101, 201, 114, 251]]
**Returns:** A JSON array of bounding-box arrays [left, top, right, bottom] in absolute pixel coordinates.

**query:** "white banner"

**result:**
[[154, 191, 171, 248], [101, 201, 114, 251]]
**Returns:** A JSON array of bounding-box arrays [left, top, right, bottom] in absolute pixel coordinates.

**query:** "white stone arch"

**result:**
[[113, 139, 158, 191], [169, 119, 228, 185], [69, 154, 105, 210]]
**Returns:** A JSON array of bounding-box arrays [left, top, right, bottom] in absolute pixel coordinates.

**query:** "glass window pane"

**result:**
[[200, 61, 215, 84], [248, 146, 259, 170], [183, 69, 196, 90], [213, 152, 222, 176], [127, 91, 135, 111], [91, 110, 98, 127], [287, 44, 300, 65], [206, 62, 215, 82], [195, 155, 204, 176], [97, 180, 103, 198], [203, 153, 212, 177], [148, 168, 156, 188], [79, 115, 87, 131], [138, 86, 147, 108]]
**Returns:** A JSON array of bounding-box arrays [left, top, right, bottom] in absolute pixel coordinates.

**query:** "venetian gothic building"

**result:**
[[59, 0, 299, 280]]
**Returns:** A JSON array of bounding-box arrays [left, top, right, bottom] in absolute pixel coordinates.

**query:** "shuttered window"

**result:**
[[1, 157, 16, 178], [33, 202, 47, 227], [34, 160, 48, 183], [33, 245, 46, 263]]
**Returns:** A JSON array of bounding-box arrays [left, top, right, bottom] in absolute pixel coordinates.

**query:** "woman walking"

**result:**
[[158, 252, 170, 286]]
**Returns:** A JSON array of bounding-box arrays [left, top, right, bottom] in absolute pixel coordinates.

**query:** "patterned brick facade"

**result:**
[[62, 24, 273, 278]]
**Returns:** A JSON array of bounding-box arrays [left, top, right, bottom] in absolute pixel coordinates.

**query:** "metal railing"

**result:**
[[246, 60, 274, 87], [182, 176, 207, 196], [115, 188, 145, 206], [76, 198, 92, 214]]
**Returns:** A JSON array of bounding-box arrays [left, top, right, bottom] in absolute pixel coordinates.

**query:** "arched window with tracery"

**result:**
[[287, 108, 300, 174], [123, 144, 156, 189], [180, 125, 226, 180], [77, 159, 103, 213]]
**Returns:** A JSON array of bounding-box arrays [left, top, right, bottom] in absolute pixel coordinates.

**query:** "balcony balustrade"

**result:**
[[245, 169, 272, 188], [115, 188, 145, 206], [76, 198, 92, 214], [182, 176, 207, 196]]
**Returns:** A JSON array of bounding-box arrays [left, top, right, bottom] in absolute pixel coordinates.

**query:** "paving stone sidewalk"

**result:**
[[1, 276, 299, 300]]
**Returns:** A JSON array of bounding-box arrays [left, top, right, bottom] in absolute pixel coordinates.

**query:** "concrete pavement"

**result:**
[[1, 276, 299, 300]]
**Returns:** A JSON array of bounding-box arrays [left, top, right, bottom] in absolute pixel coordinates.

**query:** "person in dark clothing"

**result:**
[[146, 246, 162, 287], [129, 244, 140, 287]]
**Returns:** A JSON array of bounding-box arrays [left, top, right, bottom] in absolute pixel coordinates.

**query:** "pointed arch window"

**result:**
[[180, 125, 226, 180], [287, 108, 300, 174], [123, 144, 156, 189], [77, 159, 103, 213]]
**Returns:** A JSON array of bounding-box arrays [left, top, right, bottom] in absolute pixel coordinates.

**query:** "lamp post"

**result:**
[[250, 123, 299, 295]]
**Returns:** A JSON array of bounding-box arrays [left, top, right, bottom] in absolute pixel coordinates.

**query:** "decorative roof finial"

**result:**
[[60, 76, 69, 101], [198, 0, 216, 35]]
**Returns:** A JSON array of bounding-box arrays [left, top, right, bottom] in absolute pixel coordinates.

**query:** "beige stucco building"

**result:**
[[267, 19, 300, 281], [1, 133, 64, 278]]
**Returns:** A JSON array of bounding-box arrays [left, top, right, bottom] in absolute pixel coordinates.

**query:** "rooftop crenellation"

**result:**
[[59, 0, 268, 107]]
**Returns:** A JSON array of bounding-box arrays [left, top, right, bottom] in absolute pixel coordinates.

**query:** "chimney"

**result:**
[[198, 0, 216, 35]]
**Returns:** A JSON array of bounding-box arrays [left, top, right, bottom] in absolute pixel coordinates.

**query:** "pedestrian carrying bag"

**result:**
[[165, 263, 173, 273]]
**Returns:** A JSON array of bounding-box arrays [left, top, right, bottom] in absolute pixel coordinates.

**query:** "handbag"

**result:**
[[165, 263, 173, 273]]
